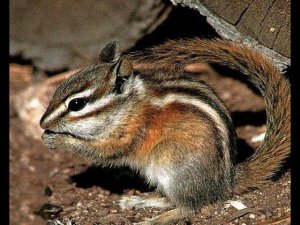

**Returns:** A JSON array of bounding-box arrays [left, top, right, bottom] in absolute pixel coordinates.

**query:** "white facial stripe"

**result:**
[[69, 94, 116, 118], [68, 77, 144, 118], [43, 104, 66, 124], [65, 88, 98, 107], [43, 88, 98, 124]]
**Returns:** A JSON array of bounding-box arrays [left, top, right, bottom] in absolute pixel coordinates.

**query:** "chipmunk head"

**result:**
[[40, 42, 146, 158]]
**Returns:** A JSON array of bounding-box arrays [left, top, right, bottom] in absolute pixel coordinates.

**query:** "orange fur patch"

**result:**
[[133, 103, 217, 163]]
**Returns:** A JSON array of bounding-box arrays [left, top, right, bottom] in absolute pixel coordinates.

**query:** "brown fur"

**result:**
[[41, 39, 290, 224], [133, 102, 218, 162], [128, 38, 291, 193]]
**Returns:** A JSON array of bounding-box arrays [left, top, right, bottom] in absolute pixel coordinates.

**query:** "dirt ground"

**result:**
[[9, 60, 290, 225]]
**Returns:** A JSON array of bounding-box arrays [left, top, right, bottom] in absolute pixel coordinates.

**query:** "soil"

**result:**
[[9, 62, 290, 225]]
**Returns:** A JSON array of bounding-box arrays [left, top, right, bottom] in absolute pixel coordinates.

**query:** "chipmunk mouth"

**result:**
[[42, 129, 84, 150], [44, 129, 56, 135], [43, 129, 83, 140]]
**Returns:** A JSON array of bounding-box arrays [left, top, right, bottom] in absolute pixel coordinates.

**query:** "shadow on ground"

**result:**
[[71, 166, 154, 194]]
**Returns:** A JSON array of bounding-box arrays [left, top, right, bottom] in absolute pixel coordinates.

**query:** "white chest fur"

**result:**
[[144, 162, 173, 193]]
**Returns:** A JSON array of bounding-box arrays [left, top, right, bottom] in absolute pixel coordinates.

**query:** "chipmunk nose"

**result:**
[[40, 114, 49, 130], [40, 118, 46, 130]]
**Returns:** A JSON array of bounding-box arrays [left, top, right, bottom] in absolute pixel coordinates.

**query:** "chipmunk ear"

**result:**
[[118, 59, 133, 77], [97, 41, 120, 64]]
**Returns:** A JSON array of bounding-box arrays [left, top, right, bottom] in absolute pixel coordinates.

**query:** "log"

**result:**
[[170, 0, 290, 72]]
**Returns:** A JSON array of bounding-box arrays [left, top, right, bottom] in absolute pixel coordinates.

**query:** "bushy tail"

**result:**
[[129, 38, 291, 193]]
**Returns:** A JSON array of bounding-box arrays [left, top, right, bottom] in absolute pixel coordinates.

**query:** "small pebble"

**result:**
[[29, 166, 36, 172], [265, 210, 273, 217], [249, 213, 255, 219], [28, 214, 35, 220], [260, 214, 266, 219], [76, 202, 83, 207], [103, 190, 111, 195], [95, 209, 109, 217]]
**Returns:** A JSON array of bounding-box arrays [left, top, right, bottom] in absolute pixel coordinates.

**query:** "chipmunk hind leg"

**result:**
[[118, 196, 191, 224], [118, 196, 172, 210], [134, 208, 192, 225]]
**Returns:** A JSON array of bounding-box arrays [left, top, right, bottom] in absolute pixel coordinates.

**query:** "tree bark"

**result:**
[[170, 0, 290, 72]]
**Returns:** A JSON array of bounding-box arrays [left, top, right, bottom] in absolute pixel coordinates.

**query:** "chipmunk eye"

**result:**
[[68, 98, 86, 111]]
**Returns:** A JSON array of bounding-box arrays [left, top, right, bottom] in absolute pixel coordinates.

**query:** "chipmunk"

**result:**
[[40, 39, 290, 224]]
